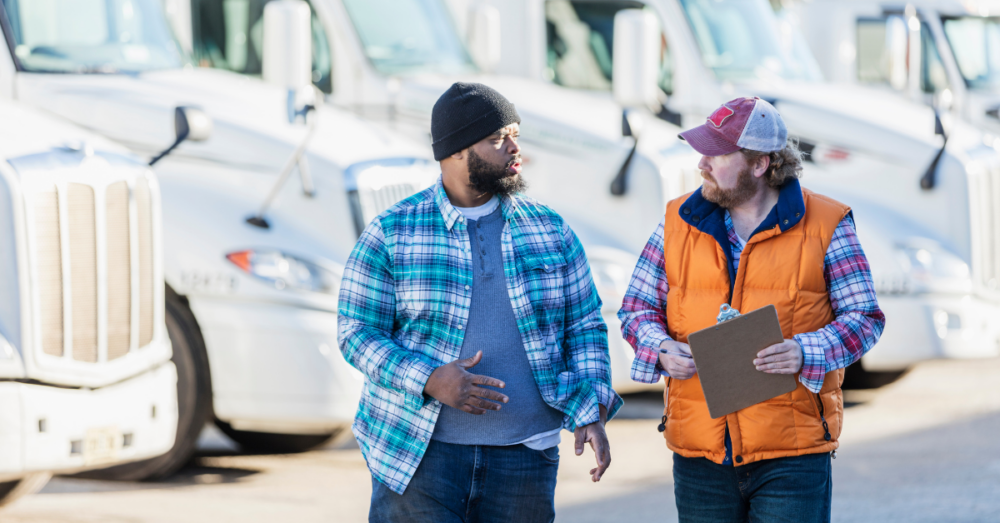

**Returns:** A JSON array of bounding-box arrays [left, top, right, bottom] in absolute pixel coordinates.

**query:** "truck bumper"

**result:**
[[0, 362, 178, 481], [863, 293, 1000, 371], [190, 297, 363, 435]]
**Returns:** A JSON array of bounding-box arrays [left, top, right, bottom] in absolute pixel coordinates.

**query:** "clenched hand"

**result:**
[[424, 351, 508, 414], [658, 340, 696, 380]]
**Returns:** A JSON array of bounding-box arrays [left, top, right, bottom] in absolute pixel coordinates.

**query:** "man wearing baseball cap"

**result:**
[[339, 82, 622, 522], [618, 97, 885, 522]]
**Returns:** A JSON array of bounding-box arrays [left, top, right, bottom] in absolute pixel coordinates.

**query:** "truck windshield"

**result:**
[[1, 0, 183, 73], [340, 0, 474, 75], [679, 0, 821, 83], [942, 16, 1000, 91]]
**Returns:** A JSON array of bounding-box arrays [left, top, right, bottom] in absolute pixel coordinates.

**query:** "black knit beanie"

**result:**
[[431, 82, 521, 161]]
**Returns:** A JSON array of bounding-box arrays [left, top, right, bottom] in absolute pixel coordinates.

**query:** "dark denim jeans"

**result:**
[[369, 439, 559, 523], [673, 452, 832, 523]]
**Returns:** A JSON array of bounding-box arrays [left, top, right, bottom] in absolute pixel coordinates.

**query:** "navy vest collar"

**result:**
[[676, 178, 806, 302]]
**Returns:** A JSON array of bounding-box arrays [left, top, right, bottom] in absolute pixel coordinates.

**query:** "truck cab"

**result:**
[[0, 0, 440, 478], [0, 100, 177, 505], [446, 0, 1000, 371]]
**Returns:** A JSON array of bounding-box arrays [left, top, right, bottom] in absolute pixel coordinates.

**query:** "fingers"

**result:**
[[459, 350, 483, 369], [587, 433, 611, 482], [470, 374, 506, 389], [470, 386, 509, 404], [460, 404, 487, 415], [574, 428, 586, 456], [753, 352, 797, 366]]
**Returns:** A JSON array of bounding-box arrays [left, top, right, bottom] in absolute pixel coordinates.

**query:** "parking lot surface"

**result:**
[[4, 357, 999, 523]]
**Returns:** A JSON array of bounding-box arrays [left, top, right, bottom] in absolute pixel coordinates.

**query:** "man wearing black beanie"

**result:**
[[339, 82, 622, 522]]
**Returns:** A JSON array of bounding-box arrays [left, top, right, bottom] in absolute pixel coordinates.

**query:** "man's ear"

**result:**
[[754, 155, 771, 178], [450, 148, 467, 161]]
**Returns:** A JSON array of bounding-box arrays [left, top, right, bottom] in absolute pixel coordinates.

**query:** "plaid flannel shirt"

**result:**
[[338, 179, 623, 494], [619, 209, 885, 393]]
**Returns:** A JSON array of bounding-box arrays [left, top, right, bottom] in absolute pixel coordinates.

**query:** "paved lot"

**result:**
[[4, 358, 1000, 522]]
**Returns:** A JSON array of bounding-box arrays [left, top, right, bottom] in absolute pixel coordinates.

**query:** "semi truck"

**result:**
[[0, 100, 177, 505], [445, 0, 1000, 373], [788, 0, 1000, 139], [0, 0, 439, 478]]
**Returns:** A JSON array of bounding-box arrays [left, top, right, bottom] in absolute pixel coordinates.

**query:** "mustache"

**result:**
[[700, 170, 715, 183], [506, 155, 522, 169]]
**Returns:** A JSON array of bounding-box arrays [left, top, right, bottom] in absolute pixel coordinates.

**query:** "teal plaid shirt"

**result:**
[[338, 179, 623, 494]]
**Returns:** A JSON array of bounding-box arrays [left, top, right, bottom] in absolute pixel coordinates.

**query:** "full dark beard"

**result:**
[[701, 164, 759, 208], [467, 148, 526, 196]]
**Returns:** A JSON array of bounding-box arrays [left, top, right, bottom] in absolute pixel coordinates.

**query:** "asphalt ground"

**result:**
[[4, 357, 999, 523]]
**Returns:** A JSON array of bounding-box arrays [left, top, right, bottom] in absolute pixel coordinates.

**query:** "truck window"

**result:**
[[190, 0, 332, 93], [340, 0, 474, 75], [1, 0, 183, 73], [855, 17, 947, 94], [942, 16, 1000, 90], [544, 0, 672, 93]]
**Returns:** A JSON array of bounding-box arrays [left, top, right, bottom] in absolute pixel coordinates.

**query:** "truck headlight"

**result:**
[[894, 244, 971, 294], [226, 250, 342, 295]]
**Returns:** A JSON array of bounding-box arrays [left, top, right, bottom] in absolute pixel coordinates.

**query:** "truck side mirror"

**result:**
[[612, 9, 660, 108], [262, 0, 313, 92], [885, 15, 908, 91], [468, 4, 501, 73], [149, 107, 213, 166]]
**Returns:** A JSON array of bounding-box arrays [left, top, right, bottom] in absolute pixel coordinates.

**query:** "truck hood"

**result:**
[[741, 81, 946, 167], [0, 99, 129, 162], [16, 68, 432, 172], [394, 73, 682, 154]]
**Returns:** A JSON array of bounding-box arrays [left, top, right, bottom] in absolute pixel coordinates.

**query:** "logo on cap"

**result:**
[[707, 105, 735, 128]]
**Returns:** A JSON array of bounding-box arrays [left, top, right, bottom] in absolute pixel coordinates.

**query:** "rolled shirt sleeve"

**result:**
[[794, 214, 886, 393]]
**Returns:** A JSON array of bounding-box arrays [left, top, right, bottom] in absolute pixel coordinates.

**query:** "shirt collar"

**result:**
[[679, 178, 806, 235], [434, 175, 522, 231]]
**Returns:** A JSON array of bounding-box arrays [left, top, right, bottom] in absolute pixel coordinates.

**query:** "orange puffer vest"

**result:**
[[662, 185, 850, 466]]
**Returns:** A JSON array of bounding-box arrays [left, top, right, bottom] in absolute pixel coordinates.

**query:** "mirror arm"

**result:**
[[148, 128, 190, 166], [246, 106, 318, 229], [920, 111, 948, 190], [610, 138, 638, 196]]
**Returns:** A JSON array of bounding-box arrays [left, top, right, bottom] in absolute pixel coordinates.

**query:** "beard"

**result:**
[[467, 148, 526, 196], [701, 164, 760, 208]]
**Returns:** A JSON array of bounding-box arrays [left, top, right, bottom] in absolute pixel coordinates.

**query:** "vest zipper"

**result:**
[[658, 378, 671, 433], [814, 393, 832, 442]]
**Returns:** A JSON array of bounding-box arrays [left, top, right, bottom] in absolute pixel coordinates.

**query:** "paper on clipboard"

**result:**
[[687, 304, 797, 419]]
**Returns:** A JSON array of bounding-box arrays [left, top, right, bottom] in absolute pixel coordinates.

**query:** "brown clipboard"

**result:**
[[687, 304, 797, 419]]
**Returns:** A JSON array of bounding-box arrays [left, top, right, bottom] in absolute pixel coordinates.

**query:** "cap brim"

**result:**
[[678, 124, 741, 156]]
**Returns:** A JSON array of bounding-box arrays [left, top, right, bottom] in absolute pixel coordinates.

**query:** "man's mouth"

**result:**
[[506, 157, 522, 175]]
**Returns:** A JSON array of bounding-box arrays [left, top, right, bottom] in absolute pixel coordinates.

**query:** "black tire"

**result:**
[[0, 473, 50, 508], [75, 287, 213, 481], [843, 362, 907, 390], [216, 421, 342, 454]]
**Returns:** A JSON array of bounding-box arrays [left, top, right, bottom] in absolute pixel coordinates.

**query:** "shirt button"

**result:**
[[465, 285, 470, 291], [783, 219, 789, 225], [420, 437, 426, 442], [458, 325, 464, 330], [735, 455, 743, 463], [683, 208, 691, 215]]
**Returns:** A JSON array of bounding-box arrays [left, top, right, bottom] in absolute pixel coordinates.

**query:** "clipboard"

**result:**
[[687, 304, 797, 419]]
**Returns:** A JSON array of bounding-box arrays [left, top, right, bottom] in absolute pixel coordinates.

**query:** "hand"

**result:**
[[754, 339, 803, 374], [657, 340, 696, 380], [574, 405, 610, 482], [424, 351, 508, 414]]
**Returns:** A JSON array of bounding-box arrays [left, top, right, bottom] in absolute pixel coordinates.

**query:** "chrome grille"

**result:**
[[28, 173, 158, 366], [969, 163, 1000, 293], [136, 177, 154, 348], [354, 168, 436, 232], [33, 186, 64, 357], [106, 181, 131, 360]]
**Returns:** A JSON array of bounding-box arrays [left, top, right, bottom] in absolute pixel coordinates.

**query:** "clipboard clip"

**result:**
[[716, 304, 741, 324]]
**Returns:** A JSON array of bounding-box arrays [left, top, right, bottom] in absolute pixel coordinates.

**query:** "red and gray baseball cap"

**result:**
[[678, 97, 787, 156]]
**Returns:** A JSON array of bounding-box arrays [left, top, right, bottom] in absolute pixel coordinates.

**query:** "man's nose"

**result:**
[[506, 137, 520, 155], [698, 155, 711, 171]]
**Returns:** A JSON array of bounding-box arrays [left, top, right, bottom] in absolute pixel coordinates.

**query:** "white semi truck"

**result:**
[[788, 0, 1000, 140], [164, 0, 703, 393], [443, 0, 1000, 373], [0, 101, 177, 505], [0, 0, 440, 478]]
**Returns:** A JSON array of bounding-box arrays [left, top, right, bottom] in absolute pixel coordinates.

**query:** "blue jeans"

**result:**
[[369, 439, 559, 523], [673, 452, 832, 523]]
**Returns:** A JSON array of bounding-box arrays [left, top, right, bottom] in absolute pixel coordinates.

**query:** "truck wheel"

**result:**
[[0, 473, 51, 508], [75, 287, 213, 481], [215, 421, 342, 454]]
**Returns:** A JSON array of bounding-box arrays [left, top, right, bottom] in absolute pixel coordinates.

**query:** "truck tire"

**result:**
[[843, 363, 906, 390], [75, 287, 213, 481], [216, 421, 342, 454], [0, 473, 51, 508]]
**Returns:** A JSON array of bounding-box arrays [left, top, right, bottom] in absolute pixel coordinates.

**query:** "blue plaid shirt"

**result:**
[[338, 179, 623, 494]]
